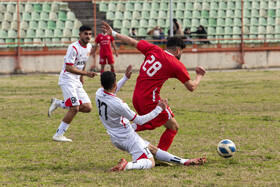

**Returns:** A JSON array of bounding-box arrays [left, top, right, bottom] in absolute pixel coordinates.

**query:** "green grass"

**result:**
[[0, 70, 280, 186]]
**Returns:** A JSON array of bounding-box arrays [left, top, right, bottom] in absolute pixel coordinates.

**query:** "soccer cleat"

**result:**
[[48, 98, 59, 117], [110, 158, 128, 172], [52, 135, 72, 142], [184, 157, 207, 166]]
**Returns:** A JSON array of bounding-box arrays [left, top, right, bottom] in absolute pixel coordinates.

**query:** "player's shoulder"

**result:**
[[163, 50, 181, 63], [96, 89, 124, 105], [68, 41, 77, 48], [87, 43, 92, 48], [66, 41, 79, 52]]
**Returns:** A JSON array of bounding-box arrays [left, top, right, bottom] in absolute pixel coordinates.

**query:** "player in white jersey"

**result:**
[[48, 25, 97, 142], [96, 66, 206, 171]]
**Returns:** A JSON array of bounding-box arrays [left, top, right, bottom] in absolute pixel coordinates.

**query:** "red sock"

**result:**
[[100, 69, 104, 74], [158, 129, 177, 151]]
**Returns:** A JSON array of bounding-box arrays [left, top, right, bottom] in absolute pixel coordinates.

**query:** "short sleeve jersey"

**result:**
[[95, 88, 136, 139], [59, 41, 92, 85], [95, 33, 114, 57], [133, 40, 190, 106]]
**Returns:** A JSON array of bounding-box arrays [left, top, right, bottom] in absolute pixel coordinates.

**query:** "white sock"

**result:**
[[155, 148, 189, 165], [55, 121, 70, 136], [57, 100, 70, 109], [125, 159, 153, 170]]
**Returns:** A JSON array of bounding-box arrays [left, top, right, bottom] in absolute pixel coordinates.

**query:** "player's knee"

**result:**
[[83, 104, 92, 113], [165, 119, 179, 131], [167, 123, 179, 131], [148, 143, 158, 155], [173, 123, 179, 131], [70, 106, 79, 114], [149, 158, 155, 168]]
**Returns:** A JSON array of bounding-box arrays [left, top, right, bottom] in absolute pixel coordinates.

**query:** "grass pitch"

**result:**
[[0, 70, 279, 186]]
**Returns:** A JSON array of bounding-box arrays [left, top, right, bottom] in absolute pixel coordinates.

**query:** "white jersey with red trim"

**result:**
[[95, 86, 163, 140], [59, 41, 92, 85]]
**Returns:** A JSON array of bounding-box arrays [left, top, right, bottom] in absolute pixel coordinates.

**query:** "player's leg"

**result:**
[[99, 56, 106, 73], [76, 86, 92, 113], [78, 103, 92, 113], [100, 65, 105, 74], [107, 54, 115, 72], [109, 64, 115, 73], [132, 95, 165, 131], [53, 105, 78, 142], [110, 132, 155, 171], [133, 104, 178, 151], [148, 143, 207, 166], [158, 117, 179, 151], [48, 98, 70, 117], [53, 84, 80, 142], [110, 157, 154, 172]]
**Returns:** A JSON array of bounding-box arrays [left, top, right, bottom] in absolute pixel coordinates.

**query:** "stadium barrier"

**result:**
[[0, 0, 280, 74]]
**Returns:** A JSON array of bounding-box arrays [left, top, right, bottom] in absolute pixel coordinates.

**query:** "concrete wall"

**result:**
[[1, 51, 280, 74]]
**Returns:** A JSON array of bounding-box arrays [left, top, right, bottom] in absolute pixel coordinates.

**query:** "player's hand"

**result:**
[[115, 52, 118, 57], [125, 65, 133, 79], [157, 99, 168, 110], [86, 71, 98, 78], [101, 21, 113, 36], [162, 98, 168, 106], [196, 66, 206, 76]]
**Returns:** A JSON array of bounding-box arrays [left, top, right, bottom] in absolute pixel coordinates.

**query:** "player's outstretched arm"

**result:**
[[66, 65, 97, 78], [131, 99, 167, 125], [184, 66, 206, 92], [101, 21, 139, 48], [116, 65, 133, 93]]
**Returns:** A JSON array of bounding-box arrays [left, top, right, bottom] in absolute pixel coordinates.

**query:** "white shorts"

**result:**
[[60, 83, 91, 107], [110, 131, 153, 161]]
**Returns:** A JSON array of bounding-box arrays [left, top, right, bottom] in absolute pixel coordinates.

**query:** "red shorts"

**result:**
[[133, 97, 174, 130], [99, 54, 114, 65]]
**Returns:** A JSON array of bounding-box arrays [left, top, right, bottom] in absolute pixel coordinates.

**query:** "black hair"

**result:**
[[172, 19, 179, 30], [198, 25, 207, 34], [101, 71, 116, 90], [167, 37, 186, 50], [79, 25, 92, 33]]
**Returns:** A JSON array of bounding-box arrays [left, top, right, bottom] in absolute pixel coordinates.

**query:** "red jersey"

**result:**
[[95, 33, 114, 56], [133, 40, 190, 115]]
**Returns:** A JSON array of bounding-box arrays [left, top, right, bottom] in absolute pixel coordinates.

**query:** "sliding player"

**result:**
[[101, 21, 206, 151], [96, 67, 206, 171]]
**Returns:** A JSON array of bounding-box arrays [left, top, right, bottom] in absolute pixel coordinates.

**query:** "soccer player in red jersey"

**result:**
[[101, 22, 206, 151], [92, 30, 118, 73]]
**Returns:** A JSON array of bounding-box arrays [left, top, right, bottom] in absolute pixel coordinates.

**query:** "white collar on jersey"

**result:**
[[101, 33, 107, 36], [164, 50, 174, 57], [103, 90, 116, 97]]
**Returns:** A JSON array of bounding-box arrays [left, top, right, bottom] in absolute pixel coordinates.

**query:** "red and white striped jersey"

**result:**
[[59, 41, 92, 85]]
